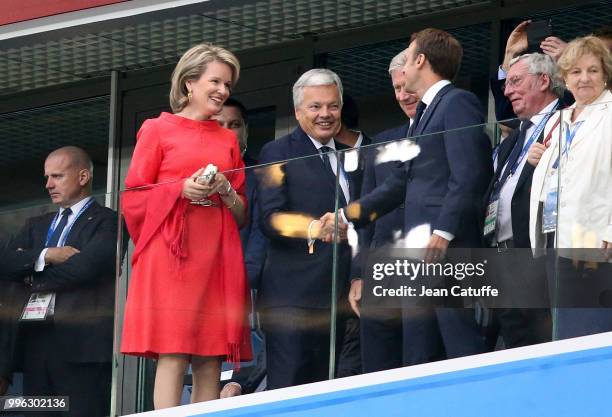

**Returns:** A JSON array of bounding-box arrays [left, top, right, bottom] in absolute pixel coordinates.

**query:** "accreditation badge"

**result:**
[[20, 292, 55, 321], [483, 199, 499, 237], [542, 169, 559, 234]]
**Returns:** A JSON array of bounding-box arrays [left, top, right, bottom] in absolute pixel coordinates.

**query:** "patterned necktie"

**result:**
[[47, 208, 72, 247], [319, 146, 348, 205], [319, 146, 335, 176]]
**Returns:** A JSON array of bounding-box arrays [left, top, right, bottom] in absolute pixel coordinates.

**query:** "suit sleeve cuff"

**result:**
[[34, 249, 48, 272], [433, 230, 454, 242]]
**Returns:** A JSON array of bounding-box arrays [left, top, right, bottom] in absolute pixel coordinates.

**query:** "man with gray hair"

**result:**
[[348, 49, 439, 373], [482, 52, 564, 347], [256, 68, 352, 389]]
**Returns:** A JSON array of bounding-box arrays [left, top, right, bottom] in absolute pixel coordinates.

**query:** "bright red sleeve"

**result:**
[[121, 119, 185, 264]]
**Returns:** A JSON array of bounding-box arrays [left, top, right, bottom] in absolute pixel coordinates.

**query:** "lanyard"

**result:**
[[45, 198, 94, 247], [552, 120, 584, 169], [495, 104, 557, 193]]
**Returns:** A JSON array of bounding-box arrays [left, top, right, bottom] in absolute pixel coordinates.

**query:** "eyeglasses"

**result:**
[[503, 72, 542, 91]]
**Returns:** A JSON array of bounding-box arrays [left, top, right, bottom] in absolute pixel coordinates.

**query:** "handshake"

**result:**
[[313, 211, 349, 243]]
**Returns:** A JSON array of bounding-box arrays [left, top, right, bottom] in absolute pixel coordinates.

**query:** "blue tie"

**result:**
[[47, 208, 72, 247]]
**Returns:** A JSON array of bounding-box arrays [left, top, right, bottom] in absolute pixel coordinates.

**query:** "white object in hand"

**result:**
[[196, 164, 218, 185]]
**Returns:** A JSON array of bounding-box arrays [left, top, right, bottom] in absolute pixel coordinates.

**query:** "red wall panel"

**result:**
[[0, 0, 129, 26]]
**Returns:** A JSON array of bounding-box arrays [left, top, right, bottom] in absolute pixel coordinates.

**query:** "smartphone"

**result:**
[[526, 19, 553, 52], [196, 164, 218, 185]]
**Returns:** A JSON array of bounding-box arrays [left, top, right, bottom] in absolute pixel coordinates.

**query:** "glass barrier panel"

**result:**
[[549, 99, 612, 341], [334, 113, 567, 375], [116, 147, 347, 412], [0, 193, 118, 417], [112, 100, 611, 413]]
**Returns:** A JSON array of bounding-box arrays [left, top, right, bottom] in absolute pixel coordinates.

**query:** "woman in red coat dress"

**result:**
[[121, 43, 252, 409]]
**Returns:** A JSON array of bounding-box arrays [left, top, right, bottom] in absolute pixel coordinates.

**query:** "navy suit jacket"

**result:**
[[1, 200, 118, 363], [351, 84, 492, 248], [240, 154, 268, 290], [351, 123, 409, 279], [256, 126, 352, 309]]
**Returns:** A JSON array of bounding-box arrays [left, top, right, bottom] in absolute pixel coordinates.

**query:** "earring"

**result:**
[[187, 90, 193, 101]]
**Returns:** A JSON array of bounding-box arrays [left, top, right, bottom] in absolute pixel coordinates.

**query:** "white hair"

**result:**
[[292, 69, 343, 108], [509, 53, 565, 98], [388, 50, 407, 74]]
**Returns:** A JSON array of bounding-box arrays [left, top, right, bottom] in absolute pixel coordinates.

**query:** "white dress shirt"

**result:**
[[495, 99, 559, 242], [308, 136, 351, 204], [419, 79, 452, 119], [353, 131, 364, 148], [35, 196, 94, 271]]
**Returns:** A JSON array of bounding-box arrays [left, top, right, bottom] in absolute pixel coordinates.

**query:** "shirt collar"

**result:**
[[421, 80, 452, 107], [529, 99, 559, 128], [354, 131, 364, 148], [308, 135, 337, 151], [61, 196, 93, 216]]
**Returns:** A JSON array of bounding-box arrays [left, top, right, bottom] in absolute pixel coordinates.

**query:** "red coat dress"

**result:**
[[121, 112, 252, 363]]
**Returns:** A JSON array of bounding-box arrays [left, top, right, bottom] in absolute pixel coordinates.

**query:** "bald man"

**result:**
[[1, 146, 118, 417]]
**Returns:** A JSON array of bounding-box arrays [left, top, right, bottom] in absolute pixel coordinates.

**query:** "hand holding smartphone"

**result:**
[[526, 19, 553, 52], [195, 164, 218, 185]]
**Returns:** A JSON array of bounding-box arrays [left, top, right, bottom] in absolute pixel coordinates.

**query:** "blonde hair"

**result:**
[[557, 36, 612, 86], [169, 43, 240, 113]]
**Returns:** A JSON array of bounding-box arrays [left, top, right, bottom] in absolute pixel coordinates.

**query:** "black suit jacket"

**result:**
[[256, 126, 352, 309], [2, 200, 118, 363], [352, 84, 492, 248], [483, 99, 566, 248]]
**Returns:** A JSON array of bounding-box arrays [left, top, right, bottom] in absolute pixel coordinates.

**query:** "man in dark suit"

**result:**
[[1, 146, 118, 417], [214, 99, 269, 397], [256, 68, 351, 389], [335, 93, 372, 201], [483, 53, 563, 347], [342, 28, 493, 364], [213, 98, 268, 290], [348, 50, 444, 373]]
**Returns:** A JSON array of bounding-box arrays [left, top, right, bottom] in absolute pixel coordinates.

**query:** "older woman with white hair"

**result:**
[[528, 36, 612, 338]]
